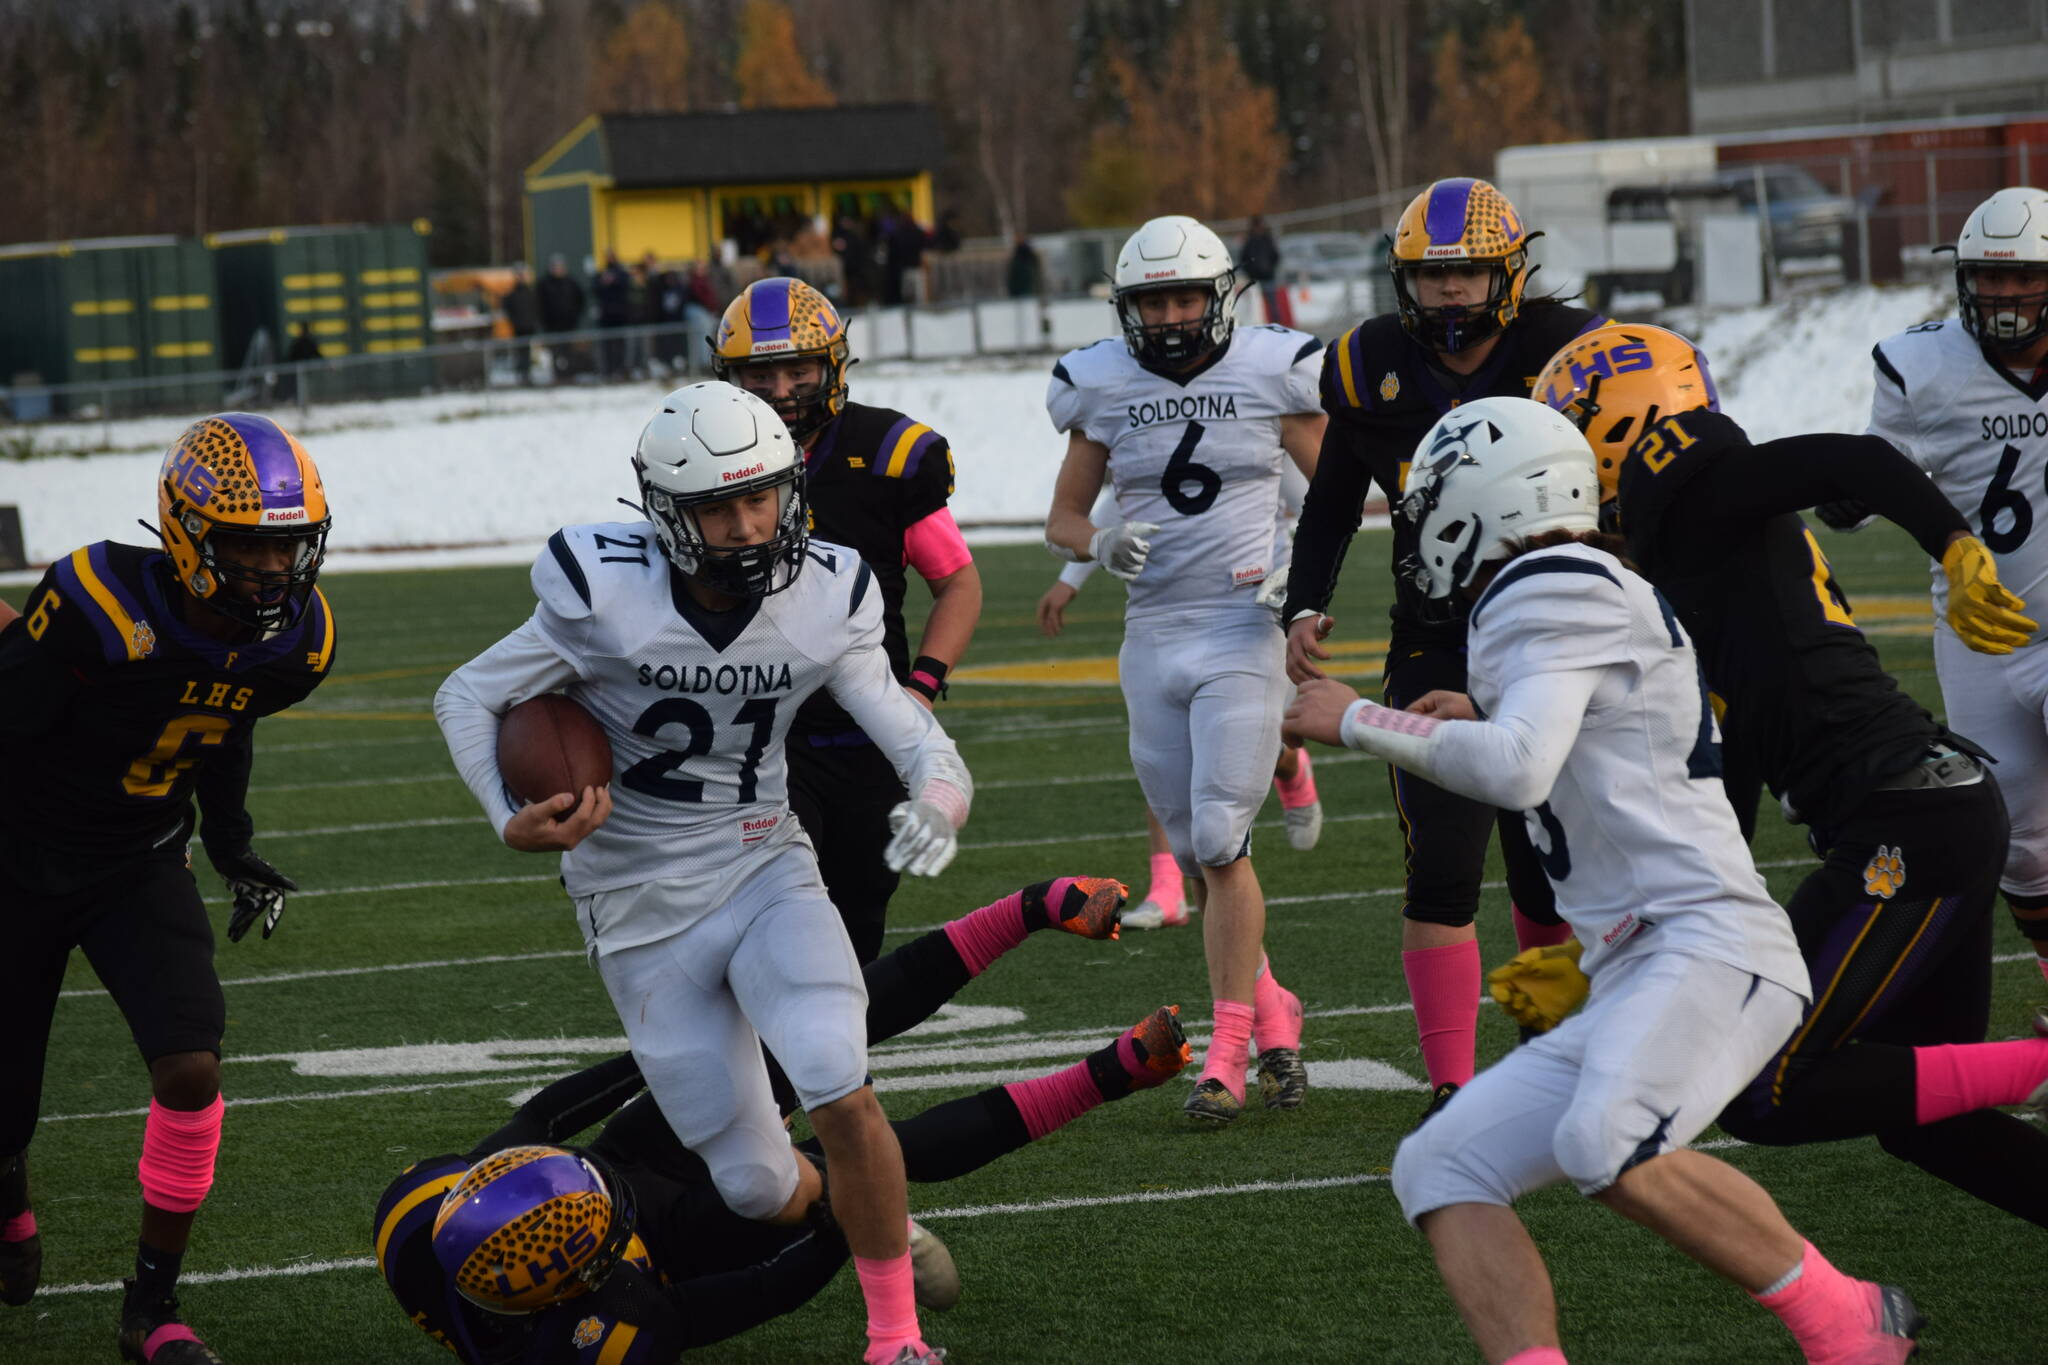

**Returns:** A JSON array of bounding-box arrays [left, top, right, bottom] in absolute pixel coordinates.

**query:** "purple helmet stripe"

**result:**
[[52, 552, 127, 662], [750, 277, 795, 340], [1424, 179, 1477, 246], [225, 414, 308, 510]]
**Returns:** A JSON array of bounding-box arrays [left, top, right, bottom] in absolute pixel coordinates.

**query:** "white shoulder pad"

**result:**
[[1868, 320, 1965, 456], [1466, 545, 1634, 678], [1047, 340, 1125, 438], [780, 539, 881, 666], [531, 521, 662, 622]]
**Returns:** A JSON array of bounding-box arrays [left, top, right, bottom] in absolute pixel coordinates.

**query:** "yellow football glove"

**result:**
[[1487, 938, 1588, 1033], [1943, 535, 2037, 655]]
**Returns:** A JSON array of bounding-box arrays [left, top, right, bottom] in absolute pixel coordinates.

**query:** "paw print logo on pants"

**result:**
[[1863, 845, 1906, 900]]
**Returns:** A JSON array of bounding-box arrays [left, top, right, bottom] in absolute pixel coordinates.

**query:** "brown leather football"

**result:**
[[496, 693, 613, 806]]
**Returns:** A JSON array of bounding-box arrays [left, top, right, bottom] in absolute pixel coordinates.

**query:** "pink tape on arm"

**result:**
[[137, 1095, 224, 1214], [904, 508, 973, 580]]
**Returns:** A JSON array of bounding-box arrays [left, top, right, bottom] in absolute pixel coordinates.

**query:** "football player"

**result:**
[[1035, 472, 1325, 928], [1043, 214, 1321, 1124], [0, 414, 336, 1364], [1286, 398, 1922, 1365], [434, 383, 971, 1365], [711, 278, 982, 965], [1529, 323, 2048, 1229], [1280, 178, 1595, 1119], [374, 876, 1190, 1364], [1841, 186, 2048, 987]]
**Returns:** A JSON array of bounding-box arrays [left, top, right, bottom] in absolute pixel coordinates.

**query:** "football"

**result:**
[[496, 693, 613, 807]]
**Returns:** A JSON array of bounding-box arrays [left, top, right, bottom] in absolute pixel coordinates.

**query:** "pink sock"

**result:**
[[941, 890, 1030, 977], [855, 1249, 924, 1365], [1404, 942, 1481, 1088], [1503, 1350, 1568, 1365], [1753, 1241, 1878, 1362], [1200, 999, 1255, 1101], [1, 1210, 33, 1241], [1512, 904, 1574, 951], [1145, 852, 1182, 908], [1252, 955, 1303, 1051], [1003, 1060, 1104, 1140], [1913, 1037, 2048, 1123], [1273, 749, 1318, 808]]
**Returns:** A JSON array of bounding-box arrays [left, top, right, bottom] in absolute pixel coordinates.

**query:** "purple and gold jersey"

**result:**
[[795, 400, 957, 737], [0, 541, 335, 869]]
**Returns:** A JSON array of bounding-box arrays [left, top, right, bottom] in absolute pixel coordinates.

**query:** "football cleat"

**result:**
[[118, 1281, 227, 1364], [1183, 1077, 1244, 1125], [882, 1347, 948, 1365], [1416, 1081, 1461, 1128], [1853, 1283, 1926, 1362], [1282, 798, 1324, 851], [908, 1219, 959, 1312], [1024, 876, 1126, 941], [1121, 897, 1192, 931], [1256, 1048, 1308, 1110]]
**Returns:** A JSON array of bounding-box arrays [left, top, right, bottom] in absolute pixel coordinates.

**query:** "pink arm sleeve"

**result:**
[[904, 507, 974, 580]]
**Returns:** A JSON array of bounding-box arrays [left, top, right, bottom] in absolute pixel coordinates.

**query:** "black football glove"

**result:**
[[211, 848, 298, 942], [1814, 498, 1874, 532]]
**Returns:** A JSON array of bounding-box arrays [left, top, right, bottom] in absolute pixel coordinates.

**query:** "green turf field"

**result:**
[[8, 526, 2044, 1364]]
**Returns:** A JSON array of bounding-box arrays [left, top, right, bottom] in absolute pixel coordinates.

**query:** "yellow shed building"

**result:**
[[523, 104, 945, 270]]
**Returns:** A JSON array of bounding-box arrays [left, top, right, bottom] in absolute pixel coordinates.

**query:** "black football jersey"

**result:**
[[1615, 409, 1960, 830], [0, 541, 335, 871], [794, 400, 957, 736], [1286, 302, 1605, 645]]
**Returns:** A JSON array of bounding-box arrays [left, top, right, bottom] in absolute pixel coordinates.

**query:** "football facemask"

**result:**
[[1951, 187, 2048, 353], [1113, 216, 1237, 368], [1389, 178, 1534, 355], [710, 278, 851, 441]]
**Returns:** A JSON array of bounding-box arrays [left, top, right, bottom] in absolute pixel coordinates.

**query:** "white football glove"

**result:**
[[1254, 564, 1290, 612], [1088, 521, 1160, 582], [885, 800, 958, 877]]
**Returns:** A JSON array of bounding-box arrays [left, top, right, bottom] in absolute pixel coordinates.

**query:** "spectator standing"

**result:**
[[591, 251, 631, 378], [1006, 235, 1043, 299], [502, 263, 540, 386], [1239, 214, 1284, 323], [536, 255, 586, 382]]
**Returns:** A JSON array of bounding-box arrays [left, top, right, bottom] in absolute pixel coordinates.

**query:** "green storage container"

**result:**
[[0, 236, 225, 417], [209, 222, 432, 401]]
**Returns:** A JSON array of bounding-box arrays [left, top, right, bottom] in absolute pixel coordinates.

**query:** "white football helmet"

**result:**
[[1113, 215, 1236, 366], [1952, 186, 2048, 352], [1399, 396, 1601, 600], [633, 382, 807, 598]]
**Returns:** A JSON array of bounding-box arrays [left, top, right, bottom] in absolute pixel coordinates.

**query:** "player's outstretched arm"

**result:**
[[1295, 668, 1602, 812]]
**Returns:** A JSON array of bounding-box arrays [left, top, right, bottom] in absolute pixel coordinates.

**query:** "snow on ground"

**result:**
[[0, 282, 1962, 581]]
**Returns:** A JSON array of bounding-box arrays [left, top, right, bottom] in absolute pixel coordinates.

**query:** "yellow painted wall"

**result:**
[[604, 189, 709, 264]]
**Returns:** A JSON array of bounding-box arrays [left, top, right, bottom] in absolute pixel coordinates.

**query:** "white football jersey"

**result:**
[[1868, 317, 2048, 617], [436, 523, 967, 930], [1047, 324, 1322, 617], [1463, 545, 1810, 993]]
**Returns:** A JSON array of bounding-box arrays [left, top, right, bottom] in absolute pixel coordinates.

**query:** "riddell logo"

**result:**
[[1143, 270, 1179, 279], [1233, 564, 1267, 584], [1980, 249, 2018, 258], [741, 813, 779, 844], [1601, 912, 1637, 946], [1422, 245, 1468, 259], [264, 508, 306, 522], [722, 463, 766, 482], [751, 339, 793, 353]]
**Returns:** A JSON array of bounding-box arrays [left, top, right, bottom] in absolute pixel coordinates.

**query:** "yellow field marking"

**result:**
[[322, 664, 460, 687], [955, 637, 1396, 688]]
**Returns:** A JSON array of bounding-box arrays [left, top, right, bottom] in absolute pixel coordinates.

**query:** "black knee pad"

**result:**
[[1400, 900, 1477, 928]]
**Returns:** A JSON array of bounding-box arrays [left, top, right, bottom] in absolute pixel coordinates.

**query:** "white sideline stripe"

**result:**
[[975, 750, 1373, 792], [59, 950, 583, 999], [36, 1173, 1391, 1297], [248, 772, 463, 794], [42, 1072, 566, 1123], [266, 815, 483, 838], [264, 734, 446, 755], [915, 1172, 1389, 1221], [40, 1256, 379, 1297]]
